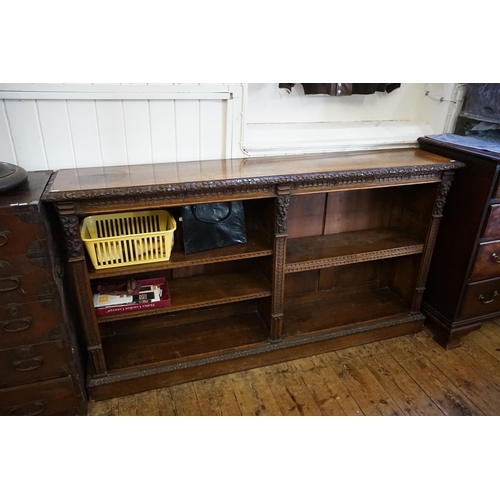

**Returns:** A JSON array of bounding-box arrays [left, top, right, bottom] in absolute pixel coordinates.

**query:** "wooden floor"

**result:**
[[87, 319, 500, 416]]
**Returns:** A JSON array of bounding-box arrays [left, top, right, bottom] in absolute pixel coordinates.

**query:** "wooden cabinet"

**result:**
[[43, 149, 462, 401], [419, 136, 500, 348], [0, 172, 86, 415]]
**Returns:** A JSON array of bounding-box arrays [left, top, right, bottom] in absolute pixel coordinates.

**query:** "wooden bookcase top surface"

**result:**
[[45, 148, 459, 199]]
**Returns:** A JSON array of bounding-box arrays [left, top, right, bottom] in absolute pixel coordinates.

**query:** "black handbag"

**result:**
[[181, 202, 247, 254]]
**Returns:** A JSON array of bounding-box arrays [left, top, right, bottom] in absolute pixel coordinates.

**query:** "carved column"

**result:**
[[271, 184, 291, 342], [411, 172, 455, 313], [56, 202, 107, 375]]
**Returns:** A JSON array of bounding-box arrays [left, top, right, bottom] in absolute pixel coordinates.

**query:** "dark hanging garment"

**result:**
[[278, 83, 401, 96]]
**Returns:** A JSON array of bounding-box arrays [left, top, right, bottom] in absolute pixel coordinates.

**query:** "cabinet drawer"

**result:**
[[470, 240, 500, 282], [458, 277, 500, 320], [0, 256, 52, 302], [0, 212, 44, 257], [483, 204, 500, 239], [0, 376, 77, 416], [0, 340, 69, 388], [0, 299, 63, 350]]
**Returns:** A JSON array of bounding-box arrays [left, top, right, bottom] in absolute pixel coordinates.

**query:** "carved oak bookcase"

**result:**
[[42, 149, 463, 401]]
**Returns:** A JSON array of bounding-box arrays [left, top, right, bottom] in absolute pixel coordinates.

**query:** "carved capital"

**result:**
[[59, 215, 84, 260], [276, 196, 290, 235], [433, 176, 454, 217], [55, 203, 84, 261]]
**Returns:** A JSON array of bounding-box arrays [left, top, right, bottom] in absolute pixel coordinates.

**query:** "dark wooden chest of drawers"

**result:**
[[419, 136, 500, 348], [0, 172, 86, 415]]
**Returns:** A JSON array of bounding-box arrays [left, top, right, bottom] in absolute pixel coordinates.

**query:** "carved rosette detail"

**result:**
[[59, 215, 84, 260], [433, 179, 453, 216]]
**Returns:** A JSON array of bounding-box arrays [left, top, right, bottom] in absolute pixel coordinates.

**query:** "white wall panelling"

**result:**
[[67, 100, 103, 168], [37, 100, 76, 169], [3, 100, 48, 170], [149, 101, 177, 164], [122, 100, 153, 166], [95, 100, 128, 166], [0, 84, 243, 171], [0, 83, 461, 171], [174, 100, 200, 162], [0, 100, 17, 164]]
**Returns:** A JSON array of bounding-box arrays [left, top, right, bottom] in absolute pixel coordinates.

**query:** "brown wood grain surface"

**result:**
[[286, 228, 423, 270], [168, 383, 203, 416], [48, 149, 455, 194], [87, 321, 500, 416], [359, 342, 442, 416], [261, 361, 323, 416], [52, 148, 462, 405], [227, 369, 282, 416], [408, 332, 500, 415], [383, 336, 482, 416], [470, 240, 500, 282], [483, 204, 500, 240], [283, 288, 409, 336], [325, 348, 403, 416], [192, 376, 241, 416]]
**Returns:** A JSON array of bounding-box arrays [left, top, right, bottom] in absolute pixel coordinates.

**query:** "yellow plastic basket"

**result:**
[[81, 210, 176, 269]]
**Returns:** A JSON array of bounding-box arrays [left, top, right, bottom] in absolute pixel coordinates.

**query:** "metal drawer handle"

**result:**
[[10, 401, 46, 416], [2, 317, 32, 332], [0, 231, 9, 247], [478, 290, 499, 304], [13, 357, 43, 371], [491, 253, 500, 263], [0, 276, 21, 293]]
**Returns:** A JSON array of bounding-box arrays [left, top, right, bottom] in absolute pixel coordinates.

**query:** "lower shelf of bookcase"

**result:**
[[87, 302, 424, 401], [101, 311, 270, 372], [283, 287, 411, 338]]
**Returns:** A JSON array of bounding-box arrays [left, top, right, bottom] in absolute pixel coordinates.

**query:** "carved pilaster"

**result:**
[[272, 184, 292, 342], [270, 314, 283, 342], [271, 234, 287, 341], [411, 172, 456, 313], [69, 250, 107, 375], [55, 202, 85, 261], [88, 344, 108, 376]]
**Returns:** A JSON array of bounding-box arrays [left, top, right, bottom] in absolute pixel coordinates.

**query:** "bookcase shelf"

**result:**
[[102, 311, 270, 372], [285, 227, 424, 273], [96, 268, 272, 323], [88, 227, 273, 280], [43, 148, 463, 400], [283, 287, 412, 337]]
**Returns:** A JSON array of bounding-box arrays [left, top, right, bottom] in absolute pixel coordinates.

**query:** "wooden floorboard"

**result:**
[[87, 321, 500, 416]]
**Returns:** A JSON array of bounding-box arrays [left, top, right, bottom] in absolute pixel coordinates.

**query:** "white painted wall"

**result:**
[[0, 83, 463, 172], [242, 83, 466, 156]]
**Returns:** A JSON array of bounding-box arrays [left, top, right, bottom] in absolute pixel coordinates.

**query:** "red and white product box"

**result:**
[[94, 278, 171, 317]]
